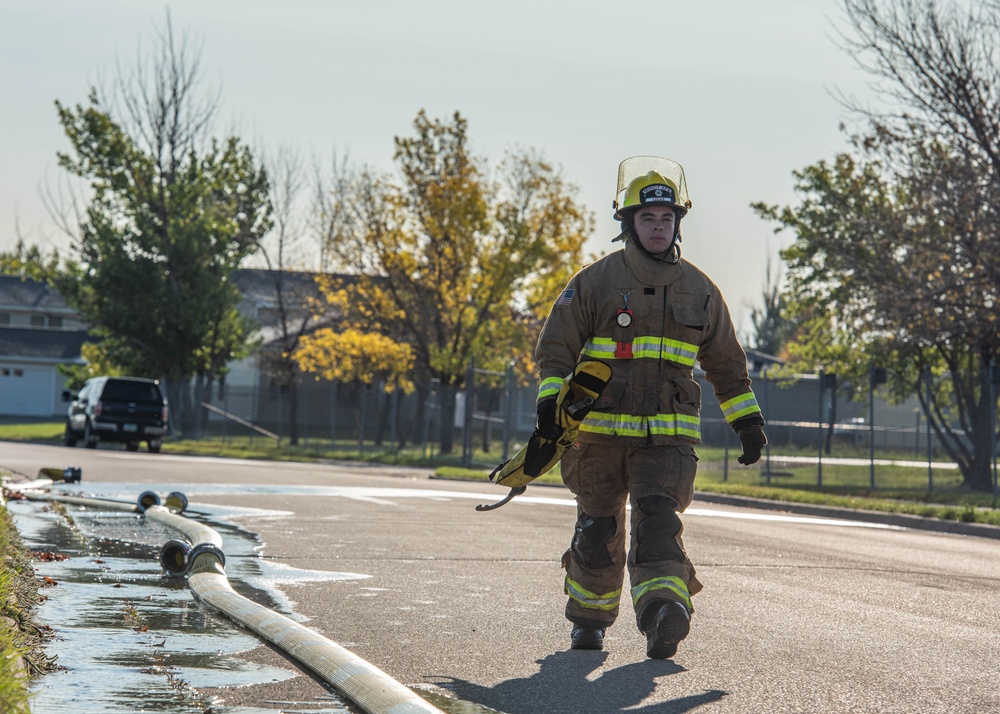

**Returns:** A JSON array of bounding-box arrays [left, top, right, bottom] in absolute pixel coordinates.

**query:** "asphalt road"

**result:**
[[3, 441, 999, 714]]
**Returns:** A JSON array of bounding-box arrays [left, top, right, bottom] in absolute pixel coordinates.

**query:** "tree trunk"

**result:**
[[438, 383, 457, 455], [480, 408, 493, 453], [163, 377, 182, 437], [407, 384, 429, 450], [392, 391, 409, 449], [964, 365, 995, 492], [374, 383, 392, 447], [165, 376, 195, 437], [283, 382, 299, 446]]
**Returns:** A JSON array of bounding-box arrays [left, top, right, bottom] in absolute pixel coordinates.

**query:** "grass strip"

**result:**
[[2, 424, 997, 526], [0, 495, 57, 713]]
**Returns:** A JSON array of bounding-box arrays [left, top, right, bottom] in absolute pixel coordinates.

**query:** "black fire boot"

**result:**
[[570, 625, 605, 650], [641, 600, 690, 659]]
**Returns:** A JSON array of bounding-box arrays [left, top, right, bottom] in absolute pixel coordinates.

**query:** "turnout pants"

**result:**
[[560, 441, 703, 631]]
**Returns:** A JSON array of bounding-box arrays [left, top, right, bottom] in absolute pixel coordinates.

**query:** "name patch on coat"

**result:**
[[554, 289, 575, 306]]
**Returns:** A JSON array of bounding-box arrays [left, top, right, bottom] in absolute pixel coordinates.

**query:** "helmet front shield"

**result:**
[[614, 156, 692, 217]]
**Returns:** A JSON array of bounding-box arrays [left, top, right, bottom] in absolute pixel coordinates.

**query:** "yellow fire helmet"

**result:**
[[613, 156, 692, 220]]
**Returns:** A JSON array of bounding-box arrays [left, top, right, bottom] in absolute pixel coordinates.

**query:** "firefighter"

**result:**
[[534, 156, 766, 658]]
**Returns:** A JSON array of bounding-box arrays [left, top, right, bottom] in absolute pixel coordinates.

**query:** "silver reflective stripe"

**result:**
[[537, 376, 564, 402], [565, 576, 621, 611], [631, 576, 692, 611], [720, 392, 761, 423], [581, 412, 701, 439], [582, 336, 698, 366]]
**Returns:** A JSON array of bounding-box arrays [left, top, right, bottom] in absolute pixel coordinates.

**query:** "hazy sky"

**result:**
[[1, 1, 874, 333]]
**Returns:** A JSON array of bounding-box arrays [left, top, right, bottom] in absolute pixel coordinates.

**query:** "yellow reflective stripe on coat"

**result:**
[[720, 393, 762, 423], [581, 412, 701, 440], [581, 337, 698, 367], [631, 576, 692, 612], [537, 376, 564, 402], [565, 576, 621, 611]]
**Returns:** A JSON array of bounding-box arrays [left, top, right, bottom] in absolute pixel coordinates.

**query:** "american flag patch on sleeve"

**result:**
[[554, 288, 575, 306]]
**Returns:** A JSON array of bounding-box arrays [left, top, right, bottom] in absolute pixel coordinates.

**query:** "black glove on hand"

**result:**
[[737, 425, 767, 465], [536, 397, 559, 440]]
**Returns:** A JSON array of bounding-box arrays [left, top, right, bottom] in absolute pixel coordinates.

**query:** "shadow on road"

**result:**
[[437, 650, 727, 714]]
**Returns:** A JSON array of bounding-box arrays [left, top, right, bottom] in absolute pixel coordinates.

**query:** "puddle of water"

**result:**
[[10, 496, 358, 714], [10, 482, 507, 714]]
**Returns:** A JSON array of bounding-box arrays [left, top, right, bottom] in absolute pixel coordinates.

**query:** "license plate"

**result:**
[[123, 424, 138, 433]]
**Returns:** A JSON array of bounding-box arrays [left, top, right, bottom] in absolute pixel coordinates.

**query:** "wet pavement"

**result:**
[[9, 479, 504, 714], [10, 486, 360, 713], [6, 443, 997, 714]]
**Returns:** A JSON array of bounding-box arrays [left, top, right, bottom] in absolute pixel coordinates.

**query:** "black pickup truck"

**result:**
[[63, 376, 169, 452]]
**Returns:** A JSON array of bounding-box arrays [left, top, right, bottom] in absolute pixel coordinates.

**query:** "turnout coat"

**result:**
[[535, 239, 762, 445]]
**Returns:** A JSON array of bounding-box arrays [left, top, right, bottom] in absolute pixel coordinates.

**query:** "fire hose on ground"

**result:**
[[16, 484, 446, 714]]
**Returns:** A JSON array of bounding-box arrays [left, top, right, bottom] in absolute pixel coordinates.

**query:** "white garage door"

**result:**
[[0, 365, 55, 417]]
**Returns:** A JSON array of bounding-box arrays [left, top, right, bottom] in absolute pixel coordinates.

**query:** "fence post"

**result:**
[[422, 380, 437, 460], [391, 387, 399, 452], [462, 361, 475, 468], [329, 380, 338, 448], [222, 381, 229, 444], [359, 384, 366, 456], [817, 369, 825, 488], [924, 366, 933, 492], [868, 364, 887, 490], [990, 357, 998, 500], [303, 380, 309, 448], [250, 376, 259, 448], [422, 383, 429, 459], [275, 384, 283, 447], [502, 361, 514, 461], [762, 367, 771, 486]]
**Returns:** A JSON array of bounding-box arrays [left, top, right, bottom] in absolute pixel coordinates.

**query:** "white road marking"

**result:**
[[194, 484, 904, 532]]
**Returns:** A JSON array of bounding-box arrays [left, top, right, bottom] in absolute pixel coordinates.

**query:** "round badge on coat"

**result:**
[[617, 311, 632, 327]]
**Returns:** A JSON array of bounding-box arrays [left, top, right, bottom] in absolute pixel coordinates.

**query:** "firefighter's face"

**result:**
[[633, 206, 676, 255]]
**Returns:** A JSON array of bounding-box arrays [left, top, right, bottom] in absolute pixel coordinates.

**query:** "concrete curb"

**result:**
[[693, 491, 1000, 540]]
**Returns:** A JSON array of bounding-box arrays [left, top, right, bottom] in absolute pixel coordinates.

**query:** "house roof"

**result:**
[[0, 274, 74, 312], [0, 327, 89, 362], [745, 347, 783, 370], [233, 268, 347, 347], [232, 269, 326, 308]]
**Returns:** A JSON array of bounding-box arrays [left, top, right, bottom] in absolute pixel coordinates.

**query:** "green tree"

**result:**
[[746, 255, 795, 358], [0, 240, 60, 282], [321, 111, 590, 453], [754, 0, 1000, 492], [755, 139, 1000, 491], [51, 17, 271, 434], [57, 342, 126, 393]]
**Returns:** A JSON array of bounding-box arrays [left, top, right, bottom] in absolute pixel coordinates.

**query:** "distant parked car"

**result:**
[[63, 377, 168, 453], [833, 416, 867, 447]]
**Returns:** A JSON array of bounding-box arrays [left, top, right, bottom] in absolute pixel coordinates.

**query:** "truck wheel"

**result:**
[[64, 421, 78, 447], [126, 442, 140, 452], [147, 440, 162, 454], [84, 423, 98, 449]]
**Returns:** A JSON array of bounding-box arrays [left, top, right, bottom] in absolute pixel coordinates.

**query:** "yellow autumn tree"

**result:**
[[294, 328, 415, 393], [317, 111, 591, 453]]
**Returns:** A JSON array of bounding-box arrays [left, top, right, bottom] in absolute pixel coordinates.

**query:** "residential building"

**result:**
[[0, 275, 88, 417]]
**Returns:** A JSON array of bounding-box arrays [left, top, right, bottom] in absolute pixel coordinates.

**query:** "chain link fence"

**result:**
[[195, 365, 997, 493]]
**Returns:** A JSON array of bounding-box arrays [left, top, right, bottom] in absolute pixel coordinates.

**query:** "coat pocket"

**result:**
[[671, 301, 708, 330], [665, 377, 702, 411]]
